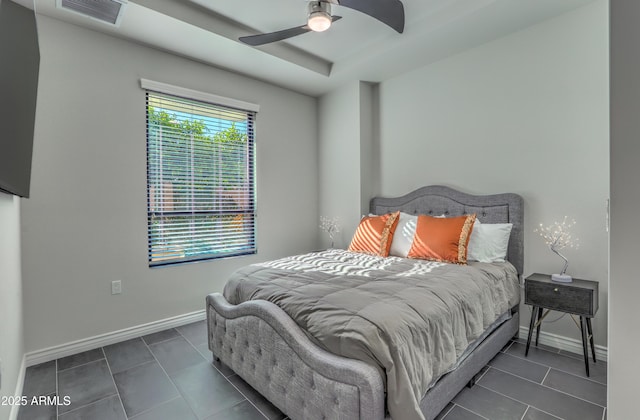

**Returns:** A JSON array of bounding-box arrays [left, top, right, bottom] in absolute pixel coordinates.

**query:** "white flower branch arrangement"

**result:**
[[319, 216, 341, 248], [534, 216, 580, 283]]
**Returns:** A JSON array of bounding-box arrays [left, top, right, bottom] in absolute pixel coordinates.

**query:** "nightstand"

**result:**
[[524, 273, 599, 376]]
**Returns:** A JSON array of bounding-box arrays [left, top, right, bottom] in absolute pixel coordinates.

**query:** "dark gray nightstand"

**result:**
[[524, 273, 599, 376]]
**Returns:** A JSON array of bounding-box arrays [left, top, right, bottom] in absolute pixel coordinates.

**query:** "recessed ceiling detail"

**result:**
[[56, 0, 127, 26], [238, 0, 405, 47], [16, 0, 597, 96]]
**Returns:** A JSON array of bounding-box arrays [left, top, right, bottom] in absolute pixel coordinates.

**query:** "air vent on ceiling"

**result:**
[[56, 0, 127, 26]]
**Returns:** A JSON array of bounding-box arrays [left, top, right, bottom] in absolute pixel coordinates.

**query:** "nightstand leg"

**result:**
[[586, 317, 596, 363], [526, 306, 537, 356], [535, 307, 543, 346], [580, 316, 590, 377]]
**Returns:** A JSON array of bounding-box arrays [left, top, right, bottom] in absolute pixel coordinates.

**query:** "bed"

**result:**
[[206, 185, 524, 420]]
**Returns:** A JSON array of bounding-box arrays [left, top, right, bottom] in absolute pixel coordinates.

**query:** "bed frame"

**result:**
[[207, 185, 524, 420]]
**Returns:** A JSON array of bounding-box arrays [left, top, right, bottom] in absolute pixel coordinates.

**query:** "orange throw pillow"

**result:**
[[348, 211, 400, 257], [407, 214, 476, 264]]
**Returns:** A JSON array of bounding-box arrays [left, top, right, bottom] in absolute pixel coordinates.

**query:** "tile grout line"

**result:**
[[105, 338, 181, 376], [477, 366, 491, 382], [139, 331, 198, 420], [141, 334, 184, 347], [504, 340, 515, 353], [57, 345, 185, 419], [101, 346, 129, 420], [173, 325, 226, 377], [57, 393, 122, 418], [504, 346, 607, 386], [438, 403, 454, 419], [502, 348, 586, 376], [528, 405, 564, 420], [232, 399, 271, 420], [512, 339, 606, 363], [449, 402, 491, 420], [520, 338, 589, 362], [219, 369, 270, 420], [482, 366, 607, 409], [482, 365, 548, 388], [519, 405, 530, 420], [504, 344, 564, 368], [536, 366, 607, 408], [56, 350, 122, 418], [174, 326, 209, 360], [475, 382, 563, 420], [128, 396, 183, 420], [80, 337, 189, 418], [541, 367, 551, 384], [505, 349, 598, 372], [175, 324, 270, 419], [466, 368, 540, 415], [489, 364, 608, 409], [557, 349, 586, 361], [56, 355, 107, 374], [473, 369, 530, 410]]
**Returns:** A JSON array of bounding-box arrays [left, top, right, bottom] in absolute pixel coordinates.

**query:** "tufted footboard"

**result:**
[[206, 293, 386, 420]]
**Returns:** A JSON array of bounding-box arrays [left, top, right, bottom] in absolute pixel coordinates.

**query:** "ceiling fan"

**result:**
[[239, 0, 405, 46]]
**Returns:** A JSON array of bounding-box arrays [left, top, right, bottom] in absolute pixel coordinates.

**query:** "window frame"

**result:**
[[142, 79, 259, 267]]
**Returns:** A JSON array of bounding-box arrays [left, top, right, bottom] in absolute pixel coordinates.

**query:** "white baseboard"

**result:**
[[25, 310, 206, 367], [9, 355, 27, 420], [519, 326, 608, 362]]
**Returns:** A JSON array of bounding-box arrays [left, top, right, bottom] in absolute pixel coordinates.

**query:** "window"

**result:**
[[143, 80, 258, 266]]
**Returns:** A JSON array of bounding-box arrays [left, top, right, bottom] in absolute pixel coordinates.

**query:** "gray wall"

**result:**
[[609, 0, 640, 416], [318, 82, 366, 248], [0, 193, 24, 420], [375, 1, 609, 345], [21, 16, 319, 352]]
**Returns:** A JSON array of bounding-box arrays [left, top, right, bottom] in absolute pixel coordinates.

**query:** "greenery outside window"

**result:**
[[143, 80, 258, 266]]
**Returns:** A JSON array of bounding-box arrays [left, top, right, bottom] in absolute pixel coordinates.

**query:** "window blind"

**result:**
[[145, 90, 256, 266]]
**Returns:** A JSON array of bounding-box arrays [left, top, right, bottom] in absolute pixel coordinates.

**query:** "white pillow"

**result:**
[[389, 212, 418, 257], [467, 219, 513, 263]]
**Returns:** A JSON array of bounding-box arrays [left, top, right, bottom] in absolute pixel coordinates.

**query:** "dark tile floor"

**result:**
[[18, 321, 607, 420]]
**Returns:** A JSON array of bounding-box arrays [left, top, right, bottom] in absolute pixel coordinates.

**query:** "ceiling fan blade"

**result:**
[[337, 0, 404, 33], [240, 25, 310, 46], [239, 16, 342, 46]]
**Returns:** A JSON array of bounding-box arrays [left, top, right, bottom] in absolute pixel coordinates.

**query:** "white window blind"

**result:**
[[145, 88, 256, 266]]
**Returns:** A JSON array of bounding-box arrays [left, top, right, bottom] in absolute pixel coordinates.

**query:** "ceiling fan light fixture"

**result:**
[[308, 12, 331, 32], [307, 1, 332, 32]]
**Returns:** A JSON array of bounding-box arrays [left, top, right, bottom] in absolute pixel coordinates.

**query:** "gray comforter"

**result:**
[[223, 250, 520, 420]]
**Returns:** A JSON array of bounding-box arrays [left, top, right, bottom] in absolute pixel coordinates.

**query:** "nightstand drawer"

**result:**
[[525, 275, 598, 316]]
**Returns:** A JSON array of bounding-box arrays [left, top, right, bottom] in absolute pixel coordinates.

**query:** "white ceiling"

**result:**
[[16, 0, 596, 96]]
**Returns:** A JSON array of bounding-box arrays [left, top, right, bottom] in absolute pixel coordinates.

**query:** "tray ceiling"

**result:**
[[16, 0, 596, 96]]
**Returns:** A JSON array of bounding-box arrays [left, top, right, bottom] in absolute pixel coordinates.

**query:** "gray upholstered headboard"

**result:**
[[370, 185, 524, 275]]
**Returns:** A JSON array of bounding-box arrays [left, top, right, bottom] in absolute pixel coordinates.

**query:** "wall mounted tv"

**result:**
[[0, 0, 40, 198]]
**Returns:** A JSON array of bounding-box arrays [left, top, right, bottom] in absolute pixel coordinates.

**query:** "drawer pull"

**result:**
[[554, 288, 559, 292]]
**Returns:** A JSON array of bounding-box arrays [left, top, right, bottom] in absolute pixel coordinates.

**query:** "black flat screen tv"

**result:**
[[0, 0, 40, 198]]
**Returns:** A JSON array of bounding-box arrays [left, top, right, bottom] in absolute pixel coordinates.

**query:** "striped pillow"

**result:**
[[348, 211, 400, 257], [407, 214, 476, 264], [389, 212, 419, 257]]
